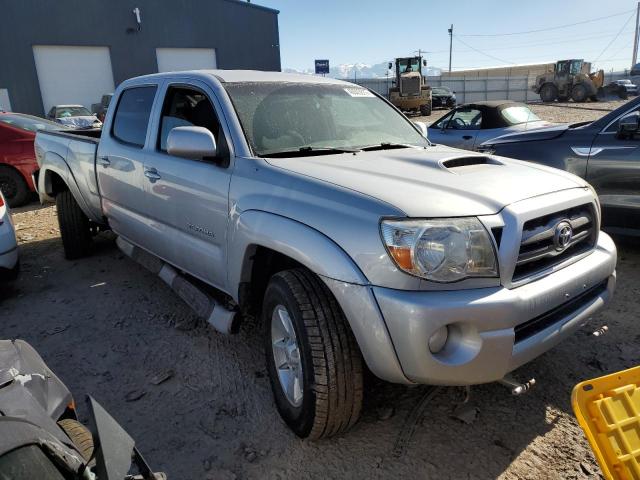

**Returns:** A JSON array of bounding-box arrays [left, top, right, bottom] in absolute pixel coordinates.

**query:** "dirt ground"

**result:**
[[1, 100, 638, 480]]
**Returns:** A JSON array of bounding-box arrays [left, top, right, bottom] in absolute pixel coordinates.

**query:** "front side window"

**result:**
[[224, 82, 428, 156], [112, 86, 157, 147], [605, 105, 640, 133], [446, 108, 482, 130], [158, 87, 222, 152]]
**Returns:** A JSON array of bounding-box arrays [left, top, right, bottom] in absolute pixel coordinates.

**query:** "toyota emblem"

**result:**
[[554, 221, 573, 251]]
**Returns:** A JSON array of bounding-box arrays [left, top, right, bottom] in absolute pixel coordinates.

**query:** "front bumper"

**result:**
[[369, 232, 616, 385]]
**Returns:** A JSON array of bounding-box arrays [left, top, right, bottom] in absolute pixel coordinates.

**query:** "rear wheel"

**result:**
[[540, 83, 558, 103], [420, 103, 432, 116], [56, 190, 92, 259], [263, 269, 363, 439], [0, 167, 29, 208], [571, 84, 588, 103]]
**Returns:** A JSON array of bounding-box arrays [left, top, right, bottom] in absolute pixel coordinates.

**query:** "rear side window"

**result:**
[[112, 86, 157, 147]]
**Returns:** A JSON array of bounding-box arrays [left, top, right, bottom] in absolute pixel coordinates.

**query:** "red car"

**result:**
[[0, 113, 67, 207]]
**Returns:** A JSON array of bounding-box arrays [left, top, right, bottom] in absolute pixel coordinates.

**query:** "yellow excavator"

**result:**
[[533, 59, 604, 103]]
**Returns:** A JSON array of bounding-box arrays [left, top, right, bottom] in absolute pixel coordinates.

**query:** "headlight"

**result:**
[[381, 217, 498, 282]]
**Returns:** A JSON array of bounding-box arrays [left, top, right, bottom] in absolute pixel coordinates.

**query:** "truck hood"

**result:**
[[480, 124, 569, 146], [265, 145, 586, 217]]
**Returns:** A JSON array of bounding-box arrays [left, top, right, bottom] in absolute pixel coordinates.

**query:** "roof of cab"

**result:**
[[124, 69, 351, 86]]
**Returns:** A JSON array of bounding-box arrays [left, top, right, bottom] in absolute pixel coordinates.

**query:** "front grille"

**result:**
[[514, 279, 608, 343], [400, 76, 421, 96], [513, 204, 597, 281]]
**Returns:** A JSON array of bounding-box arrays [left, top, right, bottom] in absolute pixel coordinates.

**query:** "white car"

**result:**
[[0, 190, 18, 280], [46, 105, 102, 129]]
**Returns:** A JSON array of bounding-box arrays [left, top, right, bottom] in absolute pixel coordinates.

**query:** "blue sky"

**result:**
[[254, 0, 638, 73]]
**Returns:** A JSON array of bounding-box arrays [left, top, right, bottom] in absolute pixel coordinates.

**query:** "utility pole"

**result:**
[[633, 2, 640, 70], [448, 24, 453, 73]]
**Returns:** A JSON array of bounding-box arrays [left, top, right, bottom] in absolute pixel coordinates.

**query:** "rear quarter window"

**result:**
[[112, 86, 157, 147]]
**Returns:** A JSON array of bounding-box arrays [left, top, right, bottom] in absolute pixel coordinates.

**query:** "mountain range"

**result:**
[[283, 61, 442, 79]]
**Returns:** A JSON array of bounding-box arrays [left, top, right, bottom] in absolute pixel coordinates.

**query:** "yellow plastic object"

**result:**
[[572, 366, 640, 480]]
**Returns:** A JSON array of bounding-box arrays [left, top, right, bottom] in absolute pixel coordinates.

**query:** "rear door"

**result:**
[[96, 85, 158, 245], [428, 107, 481, 150], [587, 104, 640, 231], [139, 80, 233, 290]]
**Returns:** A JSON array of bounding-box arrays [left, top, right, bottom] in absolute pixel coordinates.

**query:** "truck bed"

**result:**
[[34, 129, 103, 223]]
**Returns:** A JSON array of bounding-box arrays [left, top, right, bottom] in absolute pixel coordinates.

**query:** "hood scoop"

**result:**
[[442, 156, 504, 171]]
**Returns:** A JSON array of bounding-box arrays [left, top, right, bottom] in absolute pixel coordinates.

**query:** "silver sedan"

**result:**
[[0, 190, 19, 280], [428, 100, 553, 150]]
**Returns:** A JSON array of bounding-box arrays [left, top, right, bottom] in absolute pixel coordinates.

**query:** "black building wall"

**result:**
[[0, 0, 280, 115]]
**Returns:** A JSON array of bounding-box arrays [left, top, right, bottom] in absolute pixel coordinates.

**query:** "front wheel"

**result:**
[[571, 84, 588, 103], [420, 103, 432, 116], [263, 269, 363, 439]]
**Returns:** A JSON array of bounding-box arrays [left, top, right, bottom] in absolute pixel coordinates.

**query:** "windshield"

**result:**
[[224, 82, 428, 156], [398, 58, 421, 74], [500, 106, 541, 125], [432, 87, 451, 95], [56, 106, 92, 117], [618, 80, 632, 85], [0, 114, 66, 132]]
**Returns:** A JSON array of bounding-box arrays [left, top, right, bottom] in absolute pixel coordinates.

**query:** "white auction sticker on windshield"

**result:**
[[344, 87, 375, 98]]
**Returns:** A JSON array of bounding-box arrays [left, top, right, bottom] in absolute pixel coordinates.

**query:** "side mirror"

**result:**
[[388, 62, 393, 70], [617, 112, 640, 138], [423, 60, 427, 67], [413, 121, 428, 138], [167, 126, 217, 160]]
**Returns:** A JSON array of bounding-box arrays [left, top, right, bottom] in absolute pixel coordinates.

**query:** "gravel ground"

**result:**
[[2, 100, 638, 479]]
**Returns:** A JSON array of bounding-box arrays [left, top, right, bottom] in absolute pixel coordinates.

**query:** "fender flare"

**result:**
[[227, 210, 368, 298], [38, 151, 101, 223]]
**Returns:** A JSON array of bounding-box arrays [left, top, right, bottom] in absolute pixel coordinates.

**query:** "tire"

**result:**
[[0, 167, 29, 208], [58, 419, 94, 462], [540, 83, 558, 103], [56, 190, 92, 259], [420, 103, 432, 116], [263, 268, 363, 439], [571, 84, 588, 103]]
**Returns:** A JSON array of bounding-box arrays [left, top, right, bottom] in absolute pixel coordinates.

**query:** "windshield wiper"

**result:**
[[262, 146, 361, 158], [361, 142, 418, 151]]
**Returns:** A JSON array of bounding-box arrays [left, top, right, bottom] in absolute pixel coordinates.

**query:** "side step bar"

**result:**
[[116, 237, 239, 334]]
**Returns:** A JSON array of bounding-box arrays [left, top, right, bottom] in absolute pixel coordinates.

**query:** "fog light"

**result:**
[[428, 325, 449, 353]]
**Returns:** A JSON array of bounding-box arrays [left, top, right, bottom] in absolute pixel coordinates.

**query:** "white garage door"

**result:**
[[156, 48, 217, 73], [33, 45, 115, 114]]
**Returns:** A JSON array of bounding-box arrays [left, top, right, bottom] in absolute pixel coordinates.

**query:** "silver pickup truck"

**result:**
[[35, 70, 617, 439]]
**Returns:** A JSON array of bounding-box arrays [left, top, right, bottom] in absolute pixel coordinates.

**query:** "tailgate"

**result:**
[[572, 366, 640, 479]]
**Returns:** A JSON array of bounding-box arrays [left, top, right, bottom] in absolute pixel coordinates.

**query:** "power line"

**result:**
[[458, 9, 634, 37], [426, 29, 634, 56], [594, 12, 635, 61], [453, 36, 515, 65]]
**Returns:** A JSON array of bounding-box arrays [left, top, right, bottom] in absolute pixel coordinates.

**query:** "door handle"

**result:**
[[144, 168, 161, 182], [97, 156, 111, 168], [463, 135, 473, 140]]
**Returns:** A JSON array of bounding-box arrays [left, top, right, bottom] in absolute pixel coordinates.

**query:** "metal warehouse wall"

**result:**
[[0, 0, 281, 115], [345, 70, 636, 104]]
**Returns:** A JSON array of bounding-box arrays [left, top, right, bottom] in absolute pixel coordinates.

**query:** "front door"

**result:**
[[96, 85, 158, 246], [587, 107, 640, 232], [429, 107, 482, 150], [139, 81, 233, 290]]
